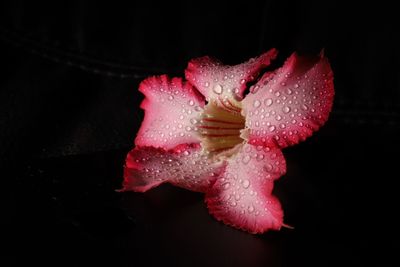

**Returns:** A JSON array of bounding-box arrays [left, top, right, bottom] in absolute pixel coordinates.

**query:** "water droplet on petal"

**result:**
[[242, 179, 250, 189], [286, 88, 293, 95], [242, 155, 251, 164], [213, 84, 223, 94], [257, 154, 264, 161], [188, 100, 195, 106], [190, 118, 198, 124], [301, 104, 309, 111], [251, 85, 260, 94], [253, 100, 261, 108], [222, 182, 231, 189], [204, 82, 210, 88], [264, 98, 273, 106], [248, 205, 255, 213], [294, 83, 299, 88], [168, 95, 174, 101], [269, 125, 276, 132], [283, 106, 291, 113], [240, 79, 246, 84]]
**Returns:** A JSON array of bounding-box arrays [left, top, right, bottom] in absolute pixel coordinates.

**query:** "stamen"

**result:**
[[218, 98, 242, 113], [199, 101, 245, 153], [198, 126, 243, 130], [202, 118, 243, 125]]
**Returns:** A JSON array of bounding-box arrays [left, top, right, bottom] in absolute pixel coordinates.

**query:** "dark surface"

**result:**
[[1, 1, 399, 266], [6, 126, 399, 267]]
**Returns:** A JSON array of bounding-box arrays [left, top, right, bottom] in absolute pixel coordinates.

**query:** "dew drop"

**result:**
[[242, 179, 250, 189], [168, 95, 174, 101], [282, 106, 291, 113], [222, 182, 231, 189], [251, 85, 260, 94], [286, 88, 293, 95], [190, 118, 198, 124], [242, 155, 251, 164], [265, 164, 273, 172], [253, 100, 261, 108], [276, 115, 282, 121], [257, 154, 264, 161], [269, 125, 276, 132], [213, 84, 223, 94], [301, 104, 309, 111], [245, 146, 252, 153], [248, 205, 255, 213], [204, 82, 210, 88], [240, 79, 246, 84], [294, 83, 299, 88], [264, 98, 273, 106], [188, 100, 195, 106], [185, 126, 192, 131]]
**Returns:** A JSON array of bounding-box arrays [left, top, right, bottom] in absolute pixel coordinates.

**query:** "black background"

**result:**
[[1, 1, 399, 266]]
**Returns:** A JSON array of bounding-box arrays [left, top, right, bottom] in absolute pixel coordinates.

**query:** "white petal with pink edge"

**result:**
[[185, 49, 278, 113], [121, 144, 226, 193], [242, 52, 334, 148], [135, 75, 206, 150], [205, 143, 286, 233]]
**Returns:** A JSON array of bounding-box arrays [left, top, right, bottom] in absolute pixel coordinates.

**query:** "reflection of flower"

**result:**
[[120, 49, 334, 233]]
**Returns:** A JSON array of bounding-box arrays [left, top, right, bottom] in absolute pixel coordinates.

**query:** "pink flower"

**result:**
[[120, 49, 334, 234]]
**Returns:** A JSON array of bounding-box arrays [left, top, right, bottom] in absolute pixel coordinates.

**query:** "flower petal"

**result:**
[[205, 143, 286, 233], [242, 52, 334, 148], [135, 75, 205, 149], [185, 49, 278, 111], [121, 144, 226, 193]]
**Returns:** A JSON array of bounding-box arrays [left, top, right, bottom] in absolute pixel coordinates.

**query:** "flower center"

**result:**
[[197, 98, 246, 153]]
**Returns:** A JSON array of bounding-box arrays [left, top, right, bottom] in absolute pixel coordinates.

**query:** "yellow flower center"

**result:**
[[197, 98, 246, 153]]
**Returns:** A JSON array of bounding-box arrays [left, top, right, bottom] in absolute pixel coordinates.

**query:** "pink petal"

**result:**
[[121, 144, 226, 193], [242, 52, 334, 148], [185, 49, 278, 106], [205, 144, 286, 234], [135, 75, 205, 149]]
